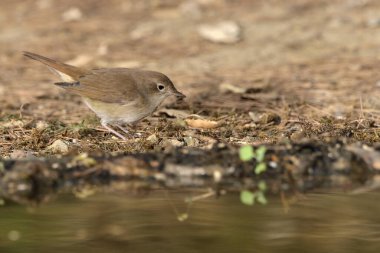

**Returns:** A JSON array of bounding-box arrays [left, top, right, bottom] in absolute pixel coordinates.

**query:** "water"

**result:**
[[0, 190, 380, 253]]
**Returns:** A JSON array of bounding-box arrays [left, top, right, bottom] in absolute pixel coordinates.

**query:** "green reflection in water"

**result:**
[[0, 190, 380, 253]]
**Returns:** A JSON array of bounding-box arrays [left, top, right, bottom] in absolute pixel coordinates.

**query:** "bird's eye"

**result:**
[[157, 83, 165, 91]]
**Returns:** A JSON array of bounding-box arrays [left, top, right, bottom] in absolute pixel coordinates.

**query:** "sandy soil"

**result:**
[[1, 0, 380, 157]]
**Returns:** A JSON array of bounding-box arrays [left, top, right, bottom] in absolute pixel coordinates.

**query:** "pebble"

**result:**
[[198, 21, 241, 44], [258, 113, 281, 125], [219, 82, 247, 94], [248, 112, 261, 122], [161, 139, 184, 150], [146, 134, 158, 144], [62, 7, 83, 22], [97, 43, 109, 56], [368, 18, 380, 27], [9, 150, 35, 159], [249, 112, 281, 125], [46, 139, 69, 154], [290, 130, 306, 141], [184, 136, 199, 147]]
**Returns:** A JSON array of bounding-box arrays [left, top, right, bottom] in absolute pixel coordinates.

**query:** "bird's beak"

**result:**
[[172, 90, 186, 98]]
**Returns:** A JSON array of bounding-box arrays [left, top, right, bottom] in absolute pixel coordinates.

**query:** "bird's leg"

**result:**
[[115, 124, 130, 135], [101, 121, 127, 140], [116, 123, 142, 138]]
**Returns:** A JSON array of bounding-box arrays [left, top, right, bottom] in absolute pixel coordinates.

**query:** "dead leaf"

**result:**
[[185, 119, 219, 129]]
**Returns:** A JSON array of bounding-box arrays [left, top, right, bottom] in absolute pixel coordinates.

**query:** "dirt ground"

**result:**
[[1, 0, 380, 157]]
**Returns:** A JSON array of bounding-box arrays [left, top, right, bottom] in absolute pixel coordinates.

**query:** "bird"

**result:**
[[23, 51, 185, 140]]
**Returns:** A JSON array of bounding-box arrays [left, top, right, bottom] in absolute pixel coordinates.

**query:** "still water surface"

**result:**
[[0, 190, 379, 253]]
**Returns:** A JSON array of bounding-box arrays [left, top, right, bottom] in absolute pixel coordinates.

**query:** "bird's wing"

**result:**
[[56, 68, 145, 104]]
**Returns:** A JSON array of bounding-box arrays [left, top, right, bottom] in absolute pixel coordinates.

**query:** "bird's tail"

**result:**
[[23, 51, 87, 81]]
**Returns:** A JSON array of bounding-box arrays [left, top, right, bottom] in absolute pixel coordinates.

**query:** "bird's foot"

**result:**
[[116, 124, 142, 138], [101, 122, 128, 140]]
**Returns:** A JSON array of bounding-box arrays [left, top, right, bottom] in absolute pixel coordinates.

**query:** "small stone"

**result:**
[[46, 139, 69, 154], [10, 150, 35, 159], [290, 130, 305, 141], [170, 139, 183, 147], [97, 43, 109, 55], [367, 18, 380, 27], [146, 134, 158, 144], [161, 139, 184, 150], [184, 136, 199, 147], [248, 112, 261, 122], [198, 21, 241, 44], [243, 122, 257, 129], [173, 119, 188, 128], [258, 113, 281, 125], [62, 7, 83, 22], [35, 120, 49, 131], [219, 82, 247, 94]]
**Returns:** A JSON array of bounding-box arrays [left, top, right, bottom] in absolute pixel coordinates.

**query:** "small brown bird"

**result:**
[[23, 51, 185, 140]]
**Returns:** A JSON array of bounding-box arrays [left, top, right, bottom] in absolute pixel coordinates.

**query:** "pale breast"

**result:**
[[82, 97, 155, 124]]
